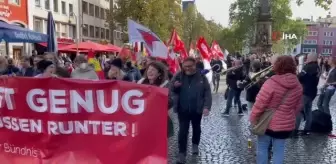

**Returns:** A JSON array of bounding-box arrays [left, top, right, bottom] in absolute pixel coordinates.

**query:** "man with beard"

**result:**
[[171, 57, 212, 164]]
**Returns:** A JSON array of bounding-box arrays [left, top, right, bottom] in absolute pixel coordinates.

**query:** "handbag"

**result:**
[[251, 90, 290, 135]]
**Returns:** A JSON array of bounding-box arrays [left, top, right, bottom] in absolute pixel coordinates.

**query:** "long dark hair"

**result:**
[[142, 61, 168, 86]]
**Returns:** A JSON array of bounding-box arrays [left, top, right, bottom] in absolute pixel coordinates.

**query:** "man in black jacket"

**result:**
[[295, 53, 321, 136], [223, 60, 245, 116], [171, 57, 212, 164]]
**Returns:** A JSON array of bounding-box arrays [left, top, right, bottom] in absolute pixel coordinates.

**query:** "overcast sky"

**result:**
[[195, 0, 336, 27]]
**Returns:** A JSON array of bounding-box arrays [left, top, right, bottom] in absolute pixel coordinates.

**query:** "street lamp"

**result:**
[[70, 12, 80, 55]]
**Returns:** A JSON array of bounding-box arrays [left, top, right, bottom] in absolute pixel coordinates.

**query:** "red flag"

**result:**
[[168, 29, 188, 60], [196, 37, 212, 61], [196, 37, 213, 84], [87, 50, 105, 79], [211, 41, 225, 60], [166, 48, 180, 74]]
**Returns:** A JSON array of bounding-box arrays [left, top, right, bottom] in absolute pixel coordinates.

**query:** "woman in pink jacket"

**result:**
[[250, 56, 303, 164]]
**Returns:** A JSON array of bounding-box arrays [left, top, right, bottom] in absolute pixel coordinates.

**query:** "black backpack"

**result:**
[[311, 110, 333, 134]]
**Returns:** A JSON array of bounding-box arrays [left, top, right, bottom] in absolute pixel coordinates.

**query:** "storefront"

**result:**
[[35, 38, 75, 54], [0, 0, 29, 59]]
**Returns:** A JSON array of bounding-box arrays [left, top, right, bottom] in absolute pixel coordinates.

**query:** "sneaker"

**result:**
[[222, 111, 229, 117], [242, 104, 248, 111], [238, 111, 244, 116], [300, 130, 311, 136], [192, 144, 199, 155], [176, 153, 186, 164]]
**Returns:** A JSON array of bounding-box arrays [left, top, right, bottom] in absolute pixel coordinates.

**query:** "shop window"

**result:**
[[9, 0, 20, 6], [100, 8, 105, 19], [45, 0, 50, 10], [101, 28, 105, 39], [61, 1, 66, 15], [43, 20, 47, 33], [53, 0, 58, 12], [82, 1, 88, 14], [95, 27, 100, 38], [82, 24, 88, 37], [89, 3, 94, 16], [61, 24, 67, 37], [33, 18, 43, 33], [55, 23, 61, 37], [69, 4, 73, 14], [106, 29, 110, 40], [89, 25, 94, 37], [323, 48, 332, 54], [69, 25, 76, 38], [95, 6, 100, 18], [35, 0, 41, 7]]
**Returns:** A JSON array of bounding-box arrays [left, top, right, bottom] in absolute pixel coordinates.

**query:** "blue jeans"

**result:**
[[225, 88, 242, 113], [317, 88, 335, 115], [295, 95, 313, 131], [257, 135, 285, 164]]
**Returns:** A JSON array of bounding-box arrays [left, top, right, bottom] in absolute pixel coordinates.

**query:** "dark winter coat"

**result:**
[[298, 61, 320, 100], [170, 71, 212, 114]]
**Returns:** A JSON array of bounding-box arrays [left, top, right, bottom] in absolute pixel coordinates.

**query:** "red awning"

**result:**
[[58, 41, 121, 53], [38, 42, 72, 48]]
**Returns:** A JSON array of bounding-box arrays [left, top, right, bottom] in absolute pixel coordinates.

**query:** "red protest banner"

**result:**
[[0, 77, 168, 164]]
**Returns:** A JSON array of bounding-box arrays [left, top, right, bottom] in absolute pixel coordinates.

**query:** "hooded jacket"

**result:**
[[71, 65, 99, 80], [250, 73, 303, 133]]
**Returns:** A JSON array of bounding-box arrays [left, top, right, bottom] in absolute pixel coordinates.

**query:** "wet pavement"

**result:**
[[168, 78, 336, 164]]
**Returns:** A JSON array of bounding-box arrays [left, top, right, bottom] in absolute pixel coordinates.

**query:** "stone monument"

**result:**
[[251, 0, 272, 54]]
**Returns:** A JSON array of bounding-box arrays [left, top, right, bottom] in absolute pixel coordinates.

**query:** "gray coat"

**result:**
[[170, 71, 212, 114], [71, 66, 99, 80]]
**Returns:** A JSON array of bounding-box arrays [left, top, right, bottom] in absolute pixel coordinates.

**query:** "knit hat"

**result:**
[[110, 58, 123, 69], [37, 60, 54, 72]]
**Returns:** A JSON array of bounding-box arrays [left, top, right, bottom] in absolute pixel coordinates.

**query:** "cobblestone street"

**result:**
[[168, 78, 336, 164]]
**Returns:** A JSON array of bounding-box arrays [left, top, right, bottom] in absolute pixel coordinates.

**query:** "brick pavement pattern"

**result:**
[[168, 78, 336, 164]]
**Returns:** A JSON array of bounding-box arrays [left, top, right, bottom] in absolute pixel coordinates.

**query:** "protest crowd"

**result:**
[[2, 15, 336, 164]]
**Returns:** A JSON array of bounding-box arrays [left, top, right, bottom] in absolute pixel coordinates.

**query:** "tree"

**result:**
[[145, 0, 170, 39], [109, 0, 224, 47], [296, 0, 333, 10], [167, 0, 184, 36], [225, 0, 308, 54], [182, 4, 197, 48]]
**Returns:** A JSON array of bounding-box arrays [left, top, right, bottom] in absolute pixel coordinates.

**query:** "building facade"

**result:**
[[28, 0, 78, 50], [0, 0, 29, 58], [109, 0, 123, 46], [79, 0, 110, 43], [302, 15, 336, 56], [182, 0, 195, 11], [301, 20, 318, 54]]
